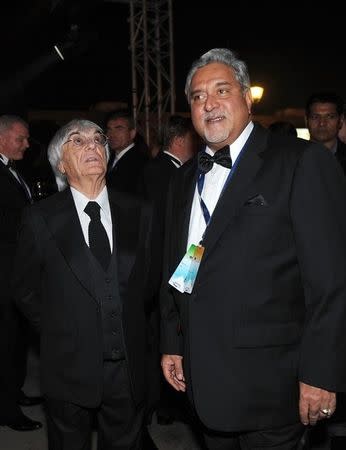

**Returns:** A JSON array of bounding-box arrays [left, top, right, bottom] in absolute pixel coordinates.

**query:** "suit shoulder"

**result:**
[[107, 186, 150, 210]]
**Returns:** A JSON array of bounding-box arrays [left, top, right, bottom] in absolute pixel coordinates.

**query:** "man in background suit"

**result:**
[[13, 119, 159, 449], [306, 92, 346, 174], [305, 92, 346, 450], [160, 48, 346, 449], [140, 115, 200, 426], [105, 109, 149, 194], [0, 115, 42, 432], [141, 114, 200, 228]]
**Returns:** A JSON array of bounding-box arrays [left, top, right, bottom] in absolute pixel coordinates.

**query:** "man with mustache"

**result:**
[[13, 119, 159, 449], [160, 48, 346, 449]]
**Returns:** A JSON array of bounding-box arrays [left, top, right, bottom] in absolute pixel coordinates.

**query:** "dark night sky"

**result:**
[[1, 1, 345, 116]]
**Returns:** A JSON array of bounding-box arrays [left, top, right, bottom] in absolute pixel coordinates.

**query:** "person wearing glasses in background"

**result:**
[[306, 92, 346, 175], [12, 119, 160, 449]]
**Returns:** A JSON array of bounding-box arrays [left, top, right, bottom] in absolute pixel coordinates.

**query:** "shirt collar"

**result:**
[[163, 150, 182, 167], [0, 153, 9, 165], [115, 142, 135, 161], [205, 121, 254, 163], [70, 185, 110, 215]]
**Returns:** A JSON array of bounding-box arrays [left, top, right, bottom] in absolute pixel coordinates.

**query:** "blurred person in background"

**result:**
[[306, 92, 346, 174], [0, 114, 42, 432]]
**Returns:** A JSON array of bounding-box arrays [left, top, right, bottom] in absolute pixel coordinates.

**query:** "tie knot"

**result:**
[[84, 201, 101, 220], [197, 146, 232, 173]]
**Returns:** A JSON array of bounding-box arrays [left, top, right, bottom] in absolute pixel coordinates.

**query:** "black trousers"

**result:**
[[45, 360, 144, 450], [203, 422, 305, 450], [0, 301, 27, 420]]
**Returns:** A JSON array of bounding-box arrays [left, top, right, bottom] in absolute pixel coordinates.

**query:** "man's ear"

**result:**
[[130, 129, 137, 141], [58, 161, 65, 174]]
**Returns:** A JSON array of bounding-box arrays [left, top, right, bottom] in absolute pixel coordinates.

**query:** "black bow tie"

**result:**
[[197, 146, 232, 173]]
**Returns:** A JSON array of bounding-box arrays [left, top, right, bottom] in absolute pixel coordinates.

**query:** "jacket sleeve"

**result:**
[[159, 176, 183, 356], [291, 143, 346, 391]]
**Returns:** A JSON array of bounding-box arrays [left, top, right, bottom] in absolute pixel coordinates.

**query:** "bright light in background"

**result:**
[[54, 45, 65, 61], [296, 128, 310, 140], [250, 86, 264, 103]]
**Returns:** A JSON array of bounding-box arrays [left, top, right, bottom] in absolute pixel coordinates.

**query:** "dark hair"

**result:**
[[160, 115, 193, 152], [305, 92, 344, 116], [268, 121, 297, 137], [104, 109, 135, 130]]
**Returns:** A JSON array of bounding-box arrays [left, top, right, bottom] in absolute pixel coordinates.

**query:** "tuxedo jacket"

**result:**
[[160, 124, 346, 432], [139, 151, 179, 227], [12, 187, 159, 408], [106, 144, 149, 195], [0, 160, 31, 300]]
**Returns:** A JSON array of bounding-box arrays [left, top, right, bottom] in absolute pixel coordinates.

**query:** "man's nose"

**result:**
[[204, 94, 219, 111]]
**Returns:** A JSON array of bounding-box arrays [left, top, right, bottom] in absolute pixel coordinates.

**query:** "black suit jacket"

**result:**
[[335, 138, 346, 175], [139, 152, 179, 227], [106, 144, 149, 195], [12, 187, 159, 408], [0, 160, 31, 299], [160, 124, 346, 432]]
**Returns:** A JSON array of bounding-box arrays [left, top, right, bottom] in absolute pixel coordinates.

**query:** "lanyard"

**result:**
[[197, 144, 247, 243]]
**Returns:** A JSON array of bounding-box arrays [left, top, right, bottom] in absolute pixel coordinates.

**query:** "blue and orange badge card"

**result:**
[[169, 244, 205, 294]]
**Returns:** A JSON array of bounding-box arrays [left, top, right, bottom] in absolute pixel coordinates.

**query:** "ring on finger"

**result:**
[[320, 408, 332, 417]]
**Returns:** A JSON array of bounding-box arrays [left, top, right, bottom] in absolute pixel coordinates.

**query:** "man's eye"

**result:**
[[74, 137, 83, 145], [192, 94, 206, 102]]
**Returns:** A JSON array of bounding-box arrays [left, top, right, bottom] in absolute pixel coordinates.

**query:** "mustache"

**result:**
[[203, 111, 227, 121]]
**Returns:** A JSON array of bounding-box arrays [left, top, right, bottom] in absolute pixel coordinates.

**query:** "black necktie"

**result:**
[[84, 201, 111, 271], [197, 146, 232, 174]]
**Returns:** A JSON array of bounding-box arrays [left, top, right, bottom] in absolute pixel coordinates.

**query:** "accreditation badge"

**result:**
[[168, 244, 205, 294]]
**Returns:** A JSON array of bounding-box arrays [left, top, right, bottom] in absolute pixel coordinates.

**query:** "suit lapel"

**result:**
[[182, 125, 269, 264], [43, 189, 97, 302]]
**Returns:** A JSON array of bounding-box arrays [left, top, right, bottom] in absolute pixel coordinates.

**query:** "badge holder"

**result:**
[[169, 244, 205, 294]]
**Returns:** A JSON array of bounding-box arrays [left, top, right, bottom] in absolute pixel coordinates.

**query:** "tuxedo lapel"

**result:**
[[43, 189, 97, 302], [197, 125, 268, 263]]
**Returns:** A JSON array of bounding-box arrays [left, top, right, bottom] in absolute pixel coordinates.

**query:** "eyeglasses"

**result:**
[[64, 134, 108, 148]]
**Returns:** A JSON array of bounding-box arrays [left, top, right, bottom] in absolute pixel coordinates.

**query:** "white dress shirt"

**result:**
[[71, 185, 113, 252], [187, 122, 254, 249]]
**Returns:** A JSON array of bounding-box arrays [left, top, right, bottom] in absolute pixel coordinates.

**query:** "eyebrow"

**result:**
[[67, 130, 101, 138], [190, 81, 232, 95]]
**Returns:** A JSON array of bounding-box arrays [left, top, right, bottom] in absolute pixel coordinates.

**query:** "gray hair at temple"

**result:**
[[48, 119, 110, 191], [0, 115, 28, 133], [184, 48, 251, 104]]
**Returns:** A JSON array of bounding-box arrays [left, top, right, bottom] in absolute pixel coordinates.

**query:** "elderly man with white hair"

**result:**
[[13, 119, 159, 450]]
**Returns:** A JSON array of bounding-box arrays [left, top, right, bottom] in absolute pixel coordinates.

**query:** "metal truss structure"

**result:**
[[107, 0, 175, 145]]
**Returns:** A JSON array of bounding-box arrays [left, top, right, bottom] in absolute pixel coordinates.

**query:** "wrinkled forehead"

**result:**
[[66, 126, 103, 139]]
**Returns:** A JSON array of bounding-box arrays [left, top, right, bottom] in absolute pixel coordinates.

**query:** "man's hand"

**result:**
[[161, 354, 186, 392], [299, 382, 336, 426]]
